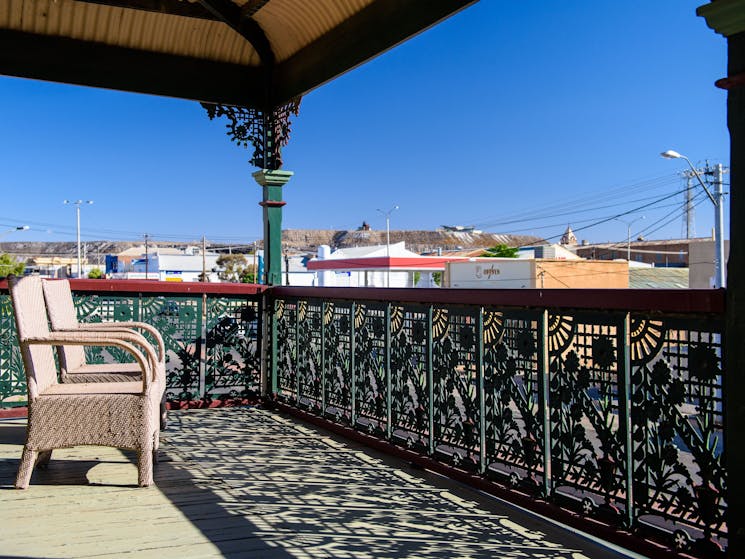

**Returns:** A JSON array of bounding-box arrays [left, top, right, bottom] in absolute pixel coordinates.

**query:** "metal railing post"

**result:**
[[321, 301, 327, 415], [478, 308, 487, 474], [622, 312, 635, 528], [198, 293, 207, 400], [294, 300, 300, 405], [270, 297, 278, 396], [258, 293, 267, 397], [350, 302, 357, 425], [540, 310, 552, 498], [427, 306, 434, 456], [386, 303, 392, 440]]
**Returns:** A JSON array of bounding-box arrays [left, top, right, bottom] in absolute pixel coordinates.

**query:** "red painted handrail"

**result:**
[[0, 278, 266, 296], [270, 286, 725, 314], [0, 279, 724, 314]]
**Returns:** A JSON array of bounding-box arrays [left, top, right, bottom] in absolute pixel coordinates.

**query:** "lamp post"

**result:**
[[0, 225, 29, 240], [661, 150, 725, 288], [376, 205, 399, 287], [614, 215, 645, 261], [64, 200, 93, 278]]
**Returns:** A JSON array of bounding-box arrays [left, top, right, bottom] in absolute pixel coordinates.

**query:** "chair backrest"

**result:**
[[42, 279, 86, 372], [8, 275, 58, 399]]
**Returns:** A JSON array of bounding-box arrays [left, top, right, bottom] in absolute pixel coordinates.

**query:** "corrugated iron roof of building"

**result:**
[[629, 268, 689, 289]]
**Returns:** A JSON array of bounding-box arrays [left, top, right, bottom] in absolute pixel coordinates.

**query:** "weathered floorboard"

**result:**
[[0, 407, 634, 558]]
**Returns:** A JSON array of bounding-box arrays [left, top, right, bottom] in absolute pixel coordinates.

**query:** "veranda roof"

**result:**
[[0, 0, 477, 107]]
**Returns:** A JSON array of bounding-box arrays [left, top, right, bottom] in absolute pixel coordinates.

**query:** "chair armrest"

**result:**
[[26, 332, 154, 391], [75, 322, 166, 362], [50, 327, 161, 377]]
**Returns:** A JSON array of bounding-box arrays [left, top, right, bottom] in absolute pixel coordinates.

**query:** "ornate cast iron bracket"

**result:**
[[201, 98, 301, 170]]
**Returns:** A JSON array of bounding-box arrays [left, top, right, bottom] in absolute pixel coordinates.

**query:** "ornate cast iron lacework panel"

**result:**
[[548, 313, 629, 519], [0, 290, 262, 406], [390, 305, 430, 452], [270, 294, 726, 556], [431, 306, 481, 470], [353, 303, 388, 437], [205, 297, 261, 402], [629, 316, 725, 550], [483, 311, 546, 491], [0, 294, 24, 406]]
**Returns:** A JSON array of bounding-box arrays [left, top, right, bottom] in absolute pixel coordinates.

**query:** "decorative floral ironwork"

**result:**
[[202, 98, 301, 169], [630, 318, 665, 366], [432, 308, 448, 340], [548, 314, 574, 354], [432, 309, 481, 468], [483, 310, 504, 345]]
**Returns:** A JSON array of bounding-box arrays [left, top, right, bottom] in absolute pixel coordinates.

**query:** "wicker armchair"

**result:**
[[42, 278, 168, 429], [9, 275, 164, 489]]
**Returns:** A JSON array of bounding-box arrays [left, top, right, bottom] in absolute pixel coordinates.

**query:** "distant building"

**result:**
[[110, 245, 220, 282], [517, 243, 582, 260], [574, 237, 724, 269], [443, 258, 628, 289], [281, 254, 315, 286], [689, 239, 730, 288], [307, 242, 465, 287], [24, 256, 78, 278]]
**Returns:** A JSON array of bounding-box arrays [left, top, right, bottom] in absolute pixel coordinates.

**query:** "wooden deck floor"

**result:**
[[0, 407, 636, 558]]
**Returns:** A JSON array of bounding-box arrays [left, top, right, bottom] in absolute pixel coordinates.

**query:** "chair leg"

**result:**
[[36, 450, 52, 469], [15, 447, 38, 489], [160, 399, 168, 431], [137, 446, 154, 487], [153, 430, 160, 464]]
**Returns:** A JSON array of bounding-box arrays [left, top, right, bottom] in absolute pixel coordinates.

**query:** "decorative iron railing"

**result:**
[[0, 280, 264, 407], [0, 280, 727, 555], [268, 286, 726, 556]]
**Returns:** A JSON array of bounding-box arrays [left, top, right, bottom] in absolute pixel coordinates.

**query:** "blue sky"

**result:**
[[0, 1, 729, 247]]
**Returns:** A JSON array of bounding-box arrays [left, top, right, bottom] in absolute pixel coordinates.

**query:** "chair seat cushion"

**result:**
[[65, 363, 143, 383]]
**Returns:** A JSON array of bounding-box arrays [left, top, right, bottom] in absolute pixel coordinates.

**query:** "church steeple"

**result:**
[[560, 225, 577, 246]]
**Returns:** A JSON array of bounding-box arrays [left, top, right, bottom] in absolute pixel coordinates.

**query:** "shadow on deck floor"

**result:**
[[0, 407, 636, 558]]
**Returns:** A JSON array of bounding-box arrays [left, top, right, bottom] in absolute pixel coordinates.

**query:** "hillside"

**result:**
[[0, 230, 542, 260], [280, 229, 542, 253]]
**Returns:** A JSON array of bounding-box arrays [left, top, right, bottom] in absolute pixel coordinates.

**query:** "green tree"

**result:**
[[239, 265, 258, 284], [481, 244, 519, 258], [216, 253, 248, 282], [0, 253, 24, 278], [88, 267, 104, 279]]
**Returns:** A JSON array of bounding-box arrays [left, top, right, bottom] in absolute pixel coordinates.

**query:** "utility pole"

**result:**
[[144, 234, 149, 278], [202, 235, 207, 282], [253, 241, 257, 284], [713, 163, 726, 288], [682, 172, 696, 239], [376, 205, 399, 287], [702, 161, 728, 289], [64, 199, 93, 278], [661, 151, 728, 288]]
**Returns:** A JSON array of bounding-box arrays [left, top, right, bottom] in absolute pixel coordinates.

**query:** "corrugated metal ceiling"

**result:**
[[0, 0, 259, 65], [255, 0, 373, 63], [0, 0, 374, 66]]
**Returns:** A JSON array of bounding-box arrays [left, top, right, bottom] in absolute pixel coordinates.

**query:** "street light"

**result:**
[[376, 205, 399, 287], [64, 200, 93, 278], [661, 150, 725, 288], [614, 215, 645, 261], [0, 225, 30, 240]]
